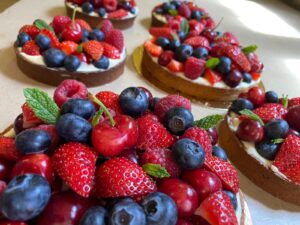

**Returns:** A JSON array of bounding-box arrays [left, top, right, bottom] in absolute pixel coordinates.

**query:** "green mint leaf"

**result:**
[[24, 88, 60, 124], [171, 33, 179, 41], [239, 109, 264, 126], [242, 45, 258, 55], [168, 9, 178, 16], [206, 58, 220, 69], [194, 114, 224, 129], [180, 19, 189, 34], [77, 43, 83, 53], [282, 94, 289, 108], [142, 163, 170, 179], [271, 138, 284, 144], [34, 19, 54, 32], [92, 108, 104, 127]]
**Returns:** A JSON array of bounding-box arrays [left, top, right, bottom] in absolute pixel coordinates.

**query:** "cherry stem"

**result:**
[[72, 7, 77, 30], [88, 93, 116, 127], [213, 17, 224, 31]]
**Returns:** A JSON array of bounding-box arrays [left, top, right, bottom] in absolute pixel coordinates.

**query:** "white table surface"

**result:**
[[0, 0, 300, 224]]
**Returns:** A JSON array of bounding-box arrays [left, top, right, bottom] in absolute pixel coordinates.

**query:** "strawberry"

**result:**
[[204, 155, 240, 193], [101, 42, 121, 59], [167, 59, 184, 72], [204, 69, 222, 85], [52, 15, 71, 33], [181, 127, 213, 154], [247, 52, 263, 73], [288, 97, 300, 108], [60, 41, 78, 55], [0, 137, 22, 161], [83, 40, 104, 61], [95, 91, 123, 114], [178, 4, 191, 18], [184, 36, 210, 49], [22, 103, 42, 126], [108, 9, 128, 19], [101, 19, 113, 36], [144, 41, 163, 57], [94, 157, 157, 198], [214, 32, 240, 46], [52, 142, 97, 197], [141, 147, 182, 178], [154, 95, 192, 121], [253, 103, 287, 123], [102, 0, 117, 12], [19, 25, 40, 39], [105, 29, 124, 52], [210, 43, 228, 57], [149, 27, 174, 40], [75, 19, 92, 32], [184, 57, 206, 80], [165, 19, 181, 31], [136, 114, 175, 150], [129, 0, 136, 7], [195, 191, 238, 225], [224, 45, 251, 72], [189, 20, 205, 33], [22, 40, 40, 56], [251, 72, 261, 81], [40, 29, 60, 48]]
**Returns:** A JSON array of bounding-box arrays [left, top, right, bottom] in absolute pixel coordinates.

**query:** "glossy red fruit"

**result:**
[[119, 148, 139, 164], [236, 119, 264, 142], [0, 221, 27, 225], [90, 0, 102, 8], [37, 191, 94, 225], [184, 57, 206, 80], [92, 115, 138, 157], [0, 180, 7, 194], [286, 106, 300, 132], [52, 15, 71, 34], [0, 159, 12, 181], [184, 36, 210, 49], [182, 169, 222, 203], [95, 91, 122, 114], [158, 51, 174, 66], [138, 87, 153, 103], [224, 70, 243, 88], [62, 21, 83, 43], [103, 0, 117, 12], [247, 87, 265, 107], [207, 127, 218, 145], [0, 137, 22, 161], [22, 103, 42, 127], [159, 178, 198, 218]]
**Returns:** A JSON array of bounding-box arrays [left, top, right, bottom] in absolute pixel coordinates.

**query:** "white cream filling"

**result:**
[[66, 2, 138, 19], [236, 192, 242, 225], [18, 47, 126, 73], [152, 12, 167, 23]]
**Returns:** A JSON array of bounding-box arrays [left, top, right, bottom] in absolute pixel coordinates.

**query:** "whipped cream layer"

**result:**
[[18, 48, 126, 73], [66, 2, 138, 19], [152, 12, 167, 23]]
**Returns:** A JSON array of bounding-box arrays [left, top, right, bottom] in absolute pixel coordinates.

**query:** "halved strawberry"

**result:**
[[0, 137, 22, 161], [75, 19, 92, 32], [40, 29, 60, 48], [101, 42, 120, 59], [22, 103, 42, 126], [94, 157, 157, 198], [167, 59, 184, 72], [95, 91, 123, 114], [21, 40, 40, 56], [144, 41, 163, 57], [184, 57, 206, 80], [204, 155, 240, 193], [184, 36, 210, 49], [108, 9, 128, 19], [19, 25, 40, 39], [204, 69, 222, 85], [189, 20, 205, 33], [52, 142, 97, 197], [195, 191, 238, 225], [105, 29, 124, 52], [60, 41, 78, 55], [83, 40, 104, 61], [149, 27, 174, 40], [224, 45, 251, 72], [253, 103, 287, 123], [214, 32, 240, 46]]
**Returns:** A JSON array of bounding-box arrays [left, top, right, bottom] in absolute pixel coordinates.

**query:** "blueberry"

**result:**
[[56, 113, 92, 142], [15, 130, 51, 154], [178, 31, 187, 41], [155, 37, 170, 50], [255, 140, 279, 160], [94, 56, 110, 69], [16, 32, 31, 47], [223, 190, 238, 210], [216, 56, 231, 74], [83, 29, 90, 38], [175, 44, 193, 62], [265, 91, 279, 103], [170, 0, 181, 9], [265, 119, 289, 139], [242, 72, 252, 83], [1, 174, 51, 221], [150, 97, 160, 112], [172, 138, 205, 169], [61, 98, 96, 119], [142, 192, 177, 225], [64, 55, 81, 72], [164, 107, 194, 135], [191, 10, 202, 21], [35, 34, 51, 50], [212, 146, 228, 161], [43, 48, 66, 67], [230, 98, 254, 114], [130, 7, 137, 14], [89, 29, 105, 41], [109, 198, 146, 225], [119, 87, 149, 117], [80, 206, 107, 225], [193, 47, 208, 59], [121, 1, 131, 10], [162, 2, 176, 13], [169, 39, 181, 51], [98, 8, 107, 17], [82, 2, 94, 14]]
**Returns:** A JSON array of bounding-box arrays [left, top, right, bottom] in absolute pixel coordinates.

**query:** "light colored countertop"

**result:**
[[0, 0, 300, 224]]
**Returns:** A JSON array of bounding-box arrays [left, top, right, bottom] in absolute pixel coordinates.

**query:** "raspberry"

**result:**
[[53, 79, 88, 107], [22, 40, 40, 56], [19, 25, 40, 39], [105, 29, 124, 52], [101, 20, 113, 36], [52, 15, 71, 34], [178, 4, 191, 18], [184, 57, 206, 80]]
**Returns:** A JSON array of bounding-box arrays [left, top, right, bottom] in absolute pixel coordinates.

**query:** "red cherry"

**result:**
[[287, 128, 300, 137], [236, 119, 264, 142], [138, 87, 153, 103], [10, 154, 54, 184], [206, 127, 218, 146], [158, 51, 174, 67], [247, 87, 265, 107], [92, 115, 139, 157], [286, 106, 300, 132], [159, 178, 198, 218], [0, 221, 27, 225], [176, 219, 192, 225], [182, 169, 222, 203], [0, 180, 7, 194], [37, 191, 94, 225], [0, 159, 12, 181], [62, 21, 83, 43]]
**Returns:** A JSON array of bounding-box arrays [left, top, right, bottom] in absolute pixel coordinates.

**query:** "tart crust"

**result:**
[[65, 2, 136, 29], [14, 45, 126, 87], [219, 116, 300, 206], [141, 48, 264, 108], [151, 12, 166, 27]]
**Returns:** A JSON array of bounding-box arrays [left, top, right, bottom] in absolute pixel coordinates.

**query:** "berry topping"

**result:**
[[253, 103, 287, 123], [19, 25, 40, 39], [95, 91, 122, 114], [167, 59, 184, 72], [0, 137, 22, 161], [286, 105, 300, 131], [79, 206, 107, 225], [103, 0, 118, 12], [158, 50, 174, 66], [61, 98, 96, 120], [255, 140, 279, 160], [212, 146, 228, 161], [184, 36, 210, 49], [83, 40, 104, 61], [149, 27, 174, 40], [236, 119, 264, 143], [184, 56, 206, 80], [16, 32, 31, 47], [108, 9, 129, 19], [52, 15, 71, 33], [101, 42, 120, 59], [21, 40, 40, 56], [60, 41, 78, 55], [43, 48, 66, 68], [105, 29, 124, 52]]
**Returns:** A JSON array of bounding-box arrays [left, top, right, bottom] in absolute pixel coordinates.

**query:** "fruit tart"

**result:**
[[15, 14, 126, 87], [0, 79, 251, 225], [141, 17, 264, 108], [219, 87, 300, 205], [65, 0, 138, 29], [151, 0, 215, 28]]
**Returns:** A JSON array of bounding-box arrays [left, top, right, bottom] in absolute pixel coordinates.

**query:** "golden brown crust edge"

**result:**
[[219, 117, 300, 206], [14, 45, 126, 87]]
